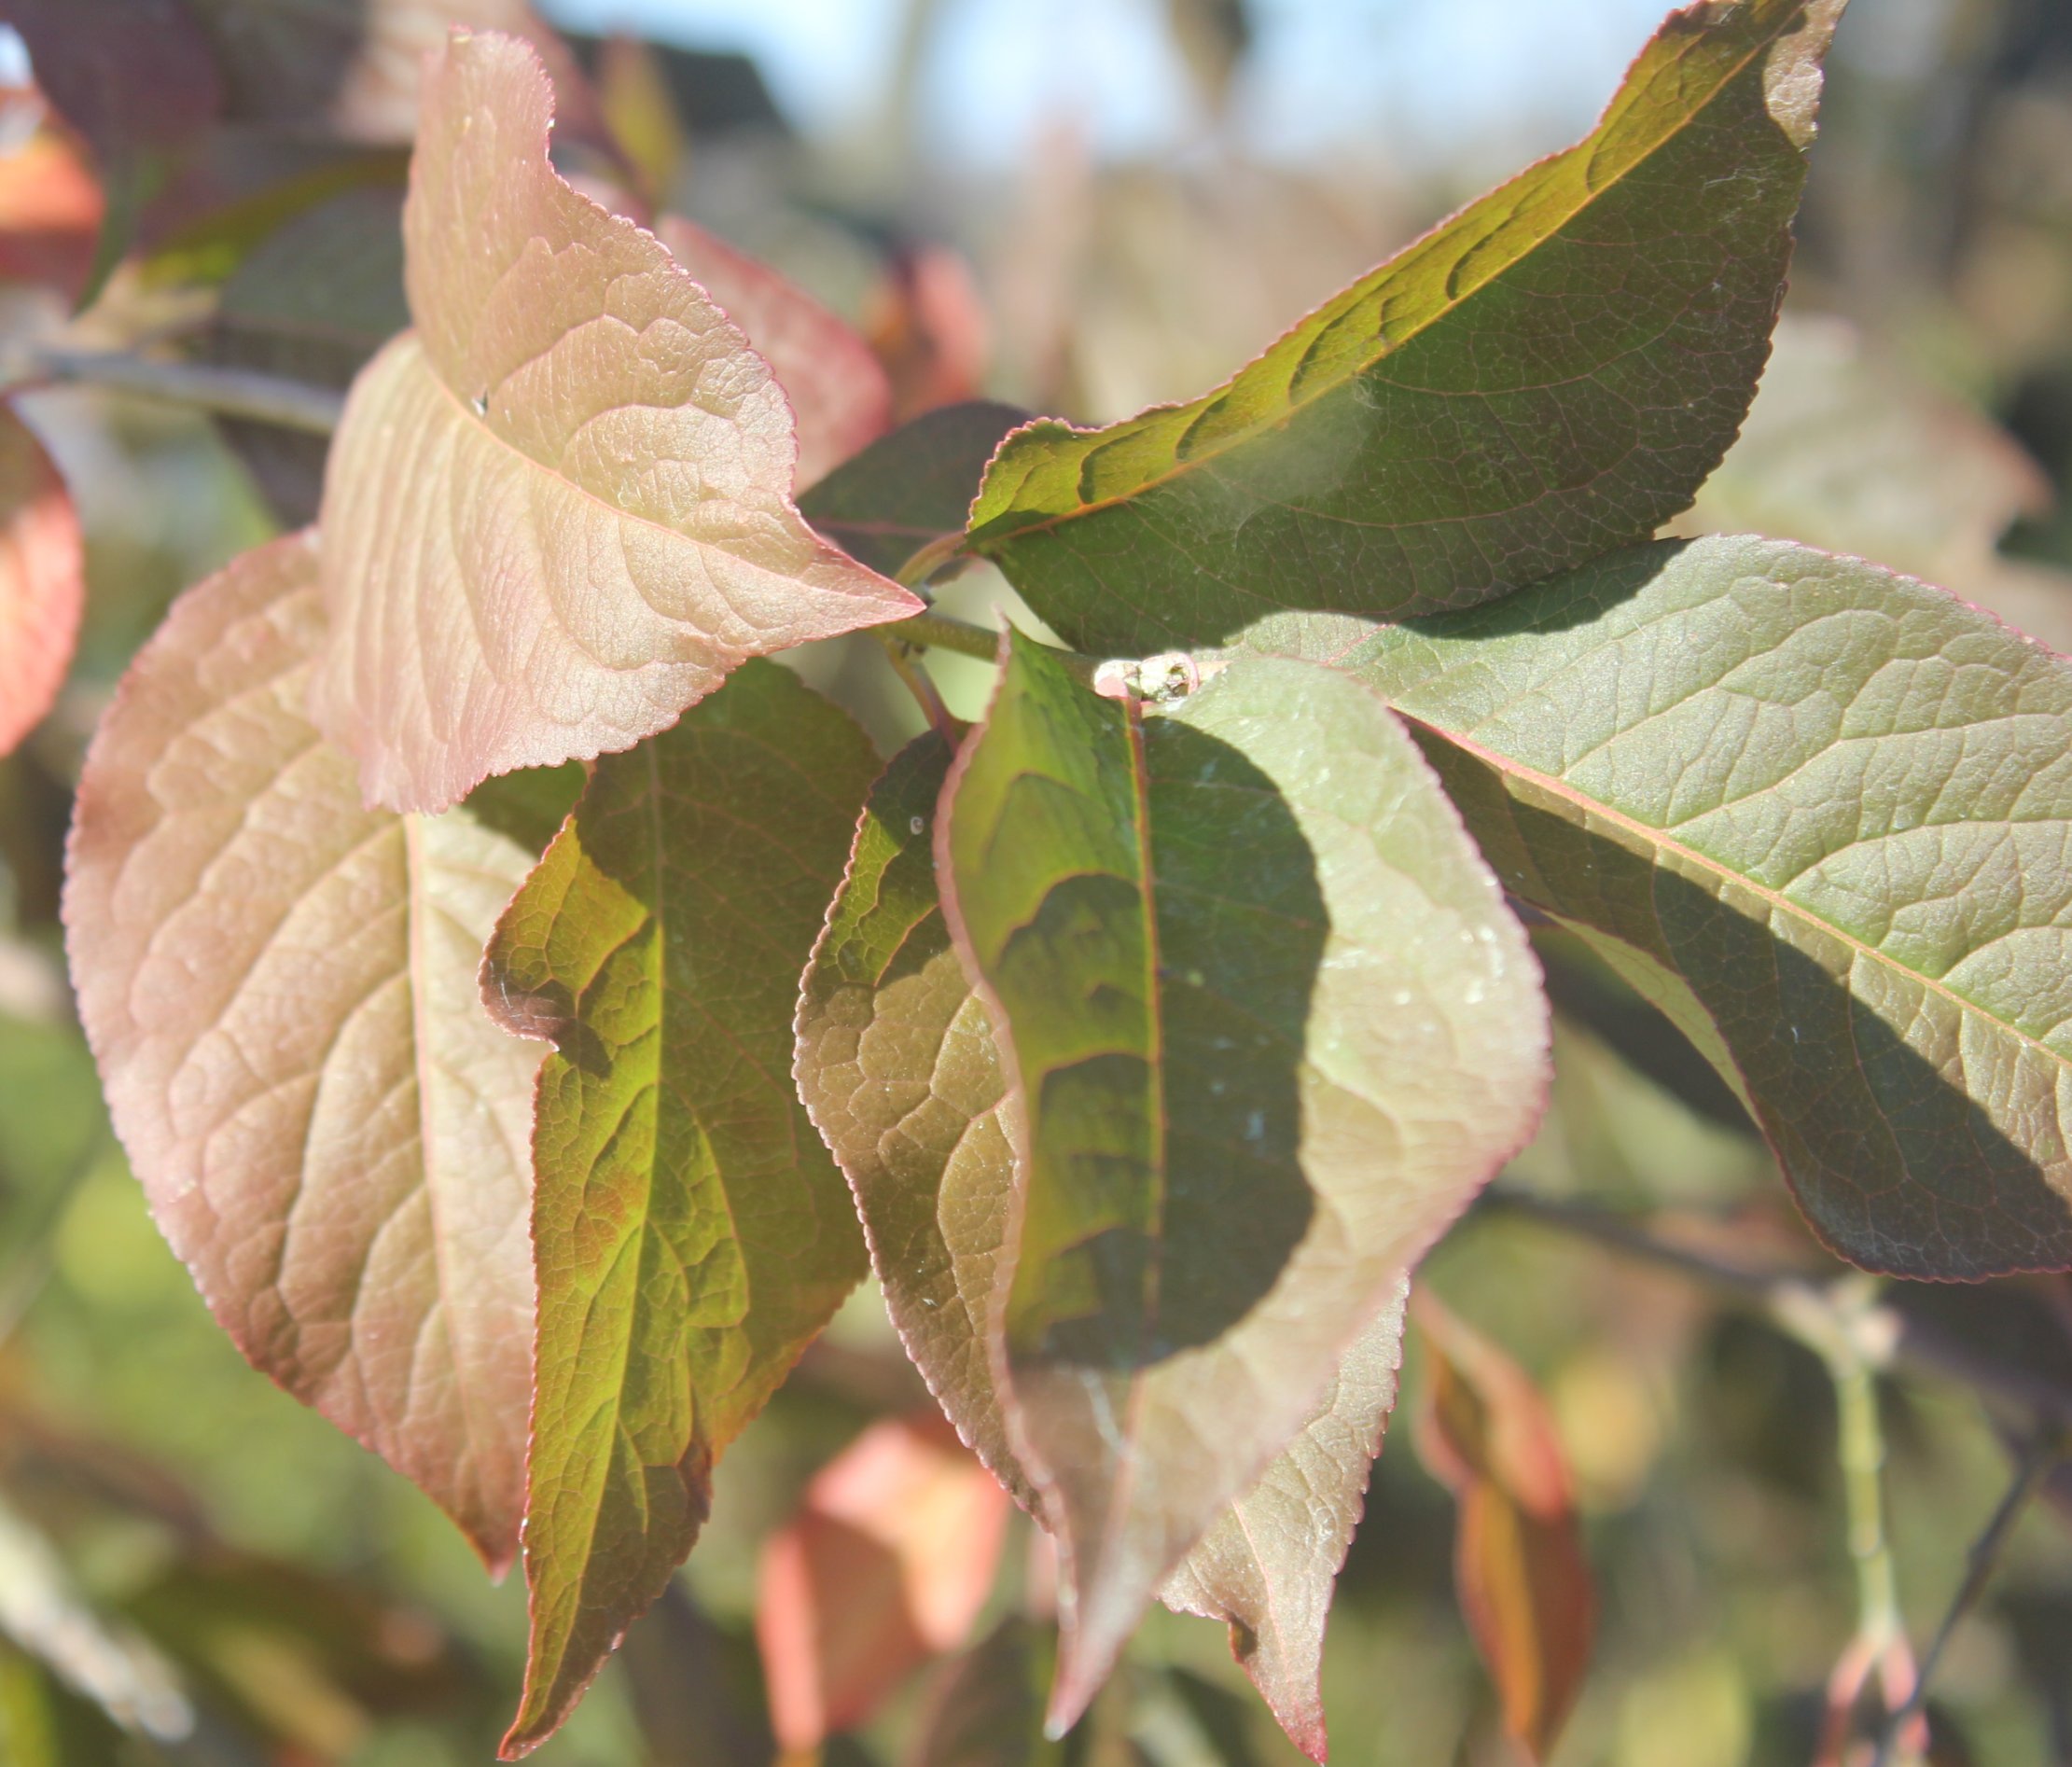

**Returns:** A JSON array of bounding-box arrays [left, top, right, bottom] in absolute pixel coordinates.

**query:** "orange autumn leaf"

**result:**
[[757, 1414, 1011, 1749], [0, 408, 83, 757], [1412, 1291, 1594, 1765]]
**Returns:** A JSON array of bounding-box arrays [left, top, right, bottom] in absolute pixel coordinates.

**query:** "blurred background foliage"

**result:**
[[2, 0, 2071, 1761]]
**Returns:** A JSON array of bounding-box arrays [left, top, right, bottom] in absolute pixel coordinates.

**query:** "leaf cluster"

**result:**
[[6, 1, 2070, 1760]]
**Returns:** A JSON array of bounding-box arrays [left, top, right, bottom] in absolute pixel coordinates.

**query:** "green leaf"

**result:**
[[1675, 313, 2072, 656], [795, 735, 1410, 1762], [937, 637, 1548, 1727], [1341, 534, 2072, 1277], [312, 30, 917, 814], [966, 0, 1843, 657], [63, 532, 547, 1570], [800, 402, 1032, 579], [480, 659, 881, 1757], [911, 1617, 1058, 1767]]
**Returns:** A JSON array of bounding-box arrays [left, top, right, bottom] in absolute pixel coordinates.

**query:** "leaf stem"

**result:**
[[870, 627, 960, 743], [1810, 1276, 1914, 1767], [1, 347, 345, 434], [878, 609, 1105, 689]]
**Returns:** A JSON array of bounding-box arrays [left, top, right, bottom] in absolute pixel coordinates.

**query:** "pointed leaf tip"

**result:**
[[967, 0, 1845, 656], [313, 29, 919, 814], [485, 661, 882, 1755], [936, 639, 1550, 1729]]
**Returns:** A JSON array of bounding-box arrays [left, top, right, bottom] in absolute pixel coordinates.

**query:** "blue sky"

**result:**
[[535, 0, 1689, 171]]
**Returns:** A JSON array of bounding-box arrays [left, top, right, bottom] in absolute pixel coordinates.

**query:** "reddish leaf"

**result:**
[[8, 0, 222, 163], [757, 1414, 1011, 1749], [0, 408, 83, 758], [1411, 1293, 1594, 1764], [865, 243, 991, 422], [0, 132, 104, 300], [63, 532, 547, 1568], [312, 31, 918, 812], [654, 215, 892, 489]]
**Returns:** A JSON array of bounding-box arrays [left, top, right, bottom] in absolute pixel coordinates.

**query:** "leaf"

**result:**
[[480, 658, 881, 1756], [183, 0, 601, 146], [965, 0, 1843, 657], [1154, 1289, 1406, 1764], [619, 1584, 773, 1767], [652, 215, 892, 490], [0, 410, 84, 758], [794, 728, 1033, 1505], [1340, 534, 2072, 1277], [1675, 313, 2072, 656], [937, 637, 1549, 1727], [7, 0, 222, 307], [202, 184, 409, 524], [757, 1414, 1011, 1749], [911, 1616, 1058, 1767], [794, 733, 1405, 1761], [311, 30, 919, 814], [800, 400, 1032, 579], [0, 132, 105, 302], [61, 530, 545, 1571], [1411, 1293, 1594, 1765]]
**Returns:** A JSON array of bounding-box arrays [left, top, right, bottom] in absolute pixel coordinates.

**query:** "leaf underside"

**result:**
[[1341, 534, 2072, 1277], [653, 215, 893, 489], [312, 30, 916, 814], [796, 734, 1413, 1760], [967, 0, 1843, 656], [800, 401, 1033, 579], [936, 636, 1550, 1728], [63, 531, 545, 1568], [483, 659, 881, 1756]]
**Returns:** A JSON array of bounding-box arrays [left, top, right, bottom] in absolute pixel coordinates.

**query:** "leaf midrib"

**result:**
[[975, 14, 1785, 545], [1417, 717, 2072, 1074]]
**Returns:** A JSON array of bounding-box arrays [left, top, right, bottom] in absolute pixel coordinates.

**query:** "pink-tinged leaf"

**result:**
[[312, 31, 919, 814], [0, 409, 83, 758], [1157, 1286, 1408, 1764], [936, 644, 1551, 1731], [758, 1414, 1011, 1750], [794, 730, 1424, 1760], [654, 216, 892, 489], [63, 531, 546, 1569], [0, 132, 106, 301], [1411, 1292, 1595, 1766]]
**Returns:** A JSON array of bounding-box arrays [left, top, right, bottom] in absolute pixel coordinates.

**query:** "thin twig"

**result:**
[[871, 627, 959, 742], [1869, 1436, 2062, 1767], [1474, 1186, 2072, 1427], [3, 347, 345, 434], [1811, 1276, 1916, 1767]]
